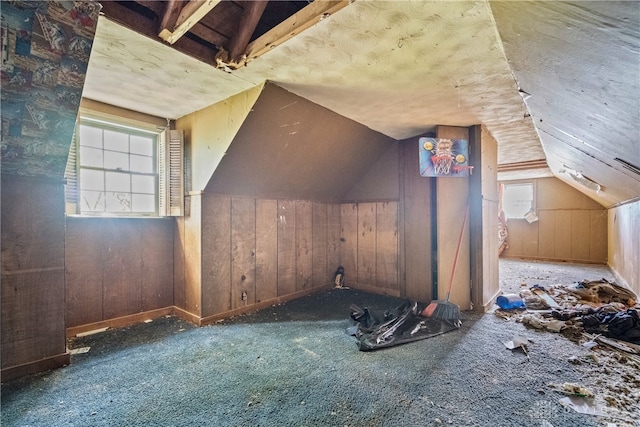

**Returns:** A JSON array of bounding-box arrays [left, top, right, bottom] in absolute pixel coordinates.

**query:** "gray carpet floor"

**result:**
[[1, 262, 636, 426]]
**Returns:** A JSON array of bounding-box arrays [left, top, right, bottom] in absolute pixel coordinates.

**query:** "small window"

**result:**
[[502, 182, 534, 219], [75, 118, 159, 215], [65, 114, 184, 217]]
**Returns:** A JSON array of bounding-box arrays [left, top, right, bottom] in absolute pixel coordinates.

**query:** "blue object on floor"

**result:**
[[496, 294, 526, 310]]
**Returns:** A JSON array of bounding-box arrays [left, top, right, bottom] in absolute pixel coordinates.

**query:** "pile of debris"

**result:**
[[496, 278, 640, 424], [495, 278, 639, 345]]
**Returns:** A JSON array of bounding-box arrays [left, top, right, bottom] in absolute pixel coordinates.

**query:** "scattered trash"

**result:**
[[68, 347, 90, 355], [549, 382, 594, 398], [530, 285, 561, 309], [144, 319, 153, 323], [503, 335, 530, 359], [75, 327, 108, 337], [559, 396, 604, 416]]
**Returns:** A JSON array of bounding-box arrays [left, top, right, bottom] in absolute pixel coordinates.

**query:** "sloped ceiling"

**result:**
[[82, 0, 639, 206], [491, 1, 640, 207], [206, 82, 395, 201]]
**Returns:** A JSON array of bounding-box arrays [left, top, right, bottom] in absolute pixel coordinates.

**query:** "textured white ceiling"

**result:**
[[82, 0, 545, 166]]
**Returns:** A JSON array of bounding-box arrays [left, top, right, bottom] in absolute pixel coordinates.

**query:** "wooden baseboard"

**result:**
[[172, 306, 203, 326], [481, 288, 502, 312], [1, 352, 70, 383], [66, 307, 174, 338]]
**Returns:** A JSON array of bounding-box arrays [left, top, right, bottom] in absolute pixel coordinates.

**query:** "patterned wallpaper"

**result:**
[[1, 0, 100, 178]]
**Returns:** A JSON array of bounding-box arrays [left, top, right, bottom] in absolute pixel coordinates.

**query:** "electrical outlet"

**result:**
[[241, 291, 247, 301]]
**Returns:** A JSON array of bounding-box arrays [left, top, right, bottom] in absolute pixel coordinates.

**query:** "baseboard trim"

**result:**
[[1, 352, 70, 383], [481, 288, 502, 312], [66, 307, 174, 338]]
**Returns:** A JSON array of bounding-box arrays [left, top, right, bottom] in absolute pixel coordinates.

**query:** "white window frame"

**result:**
[[502, 181, 536, 220], [65, 113, 183, 217]]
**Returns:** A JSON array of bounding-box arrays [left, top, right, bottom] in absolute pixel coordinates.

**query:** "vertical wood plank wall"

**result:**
[[400, 137, 434, 302], [199, 194, 340, 318], [436, 126, 471, 310], [339, 201, 400, 296], [2, 178, 68, 379], [65, 217, 175, 328], [501, 177, 607, 263]]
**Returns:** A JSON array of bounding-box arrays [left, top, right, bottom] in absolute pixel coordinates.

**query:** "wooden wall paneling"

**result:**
[[65, 219, 104, 327], [312, 202, 329, 288], [571, 210, 591, 261], [202, 194, 231, 316], [184, 194, 203, 316], [521, 221, 539, 258], [2, 271, 66, 367], [401, 139, 433, 302], [504, 221, 523, 256], [436, 126, 470, 310], [295, 201, 313, 291], [102, 220, 143, 319], [231, 197, 256, 309], [537, 210, 556, 259], [140, 219, 174, 311], [173, 216, 187, 310], [468, 125, 483, 311], [357, 203, 377, 287], [277, 200, 296, 295], [589, 210, 607, 262], [554, 211, 573, 260], [327, 204, 342, 279], [376, 202, 399, 291], [482, 198, 500, 304], [256, 199, 278, 302], [340, 203, 358, 287], [1, 178, 67, 371]]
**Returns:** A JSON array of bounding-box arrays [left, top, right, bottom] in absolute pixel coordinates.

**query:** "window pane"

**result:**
[[79, 125, 102, 148], [80, 169, 104, 191], [130, 135, 153, 155], [104, 151, 129, 171], [103, 129, 129, 152], [81, 190, 105, 212], [132, 175, 155, 194], [80, 146, 103, 168], [106, 171, 131, 192], [106, 192, 132, 212], [130, 154, 153, 173], [503, 184, 533, 219], [132, 194, 155, 212]]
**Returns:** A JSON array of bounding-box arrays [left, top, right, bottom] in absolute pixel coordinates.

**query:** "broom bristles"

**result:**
[[421, 298, 461, 326]]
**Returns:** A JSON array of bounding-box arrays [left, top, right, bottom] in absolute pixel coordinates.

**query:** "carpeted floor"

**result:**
[[2, 261, 636, 426]]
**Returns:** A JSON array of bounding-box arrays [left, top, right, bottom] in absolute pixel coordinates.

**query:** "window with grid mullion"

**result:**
[[78, 119, 158, 215]]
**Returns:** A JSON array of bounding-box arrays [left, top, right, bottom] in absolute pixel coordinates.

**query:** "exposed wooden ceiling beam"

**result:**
[[240, 0, 352, 67], [225, 0, 269, 63], [158, 0, 184, 39], [160, 0, 223, 45]]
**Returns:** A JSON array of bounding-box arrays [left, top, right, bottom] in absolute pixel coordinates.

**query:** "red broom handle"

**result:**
[[445, 208, 468, 300]]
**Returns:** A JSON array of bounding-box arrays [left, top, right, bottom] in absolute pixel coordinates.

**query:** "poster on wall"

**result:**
[[418, 137, 473, 177]]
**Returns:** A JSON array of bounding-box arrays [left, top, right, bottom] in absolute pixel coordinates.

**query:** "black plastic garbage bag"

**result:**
[[347, 300, 459, 351]]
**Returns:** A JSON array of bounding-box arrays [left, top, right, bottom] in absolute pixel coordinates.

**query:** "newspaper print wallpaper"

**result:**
[[1, 0, 100, 177]]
